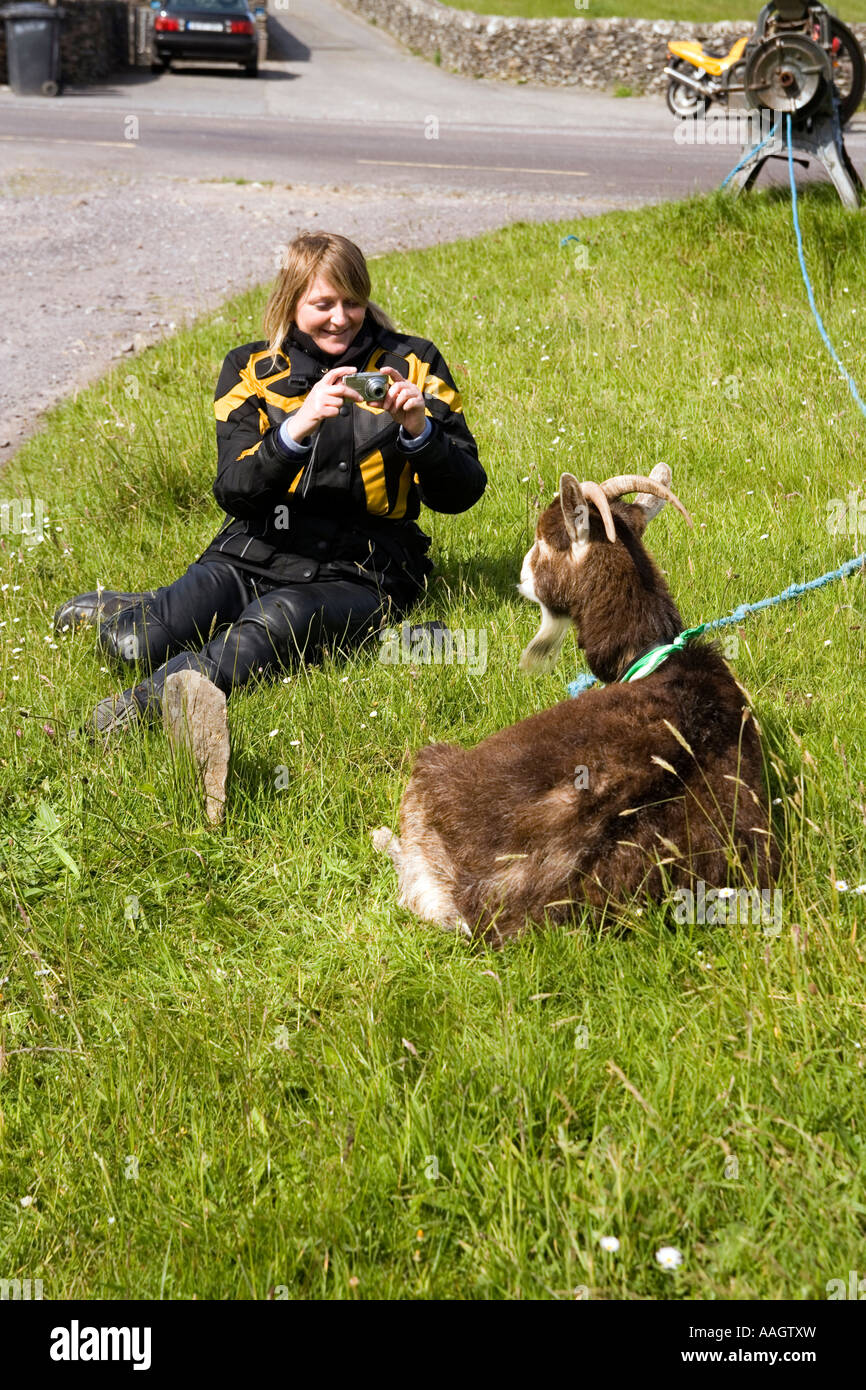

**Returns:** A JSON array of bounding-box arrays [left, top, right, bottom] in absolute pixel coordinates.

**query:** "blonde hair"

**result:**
[[263, 231, 394, 362]]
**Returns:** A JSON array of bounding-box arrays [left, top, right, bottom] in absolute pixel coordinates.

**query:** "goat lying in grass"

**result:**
[[372, 467, 780, 945]]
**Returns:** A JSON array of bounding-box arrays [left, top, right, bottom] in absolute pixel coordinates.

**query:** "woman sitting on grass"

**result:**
[[55, 231, 486, 737]]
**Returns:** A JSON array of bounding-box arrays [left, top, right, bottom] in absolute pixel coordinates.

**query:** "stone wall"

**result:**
[[3, 0, 865, 97], [0, 0, 130, 86], [338, 0, 866, 96]]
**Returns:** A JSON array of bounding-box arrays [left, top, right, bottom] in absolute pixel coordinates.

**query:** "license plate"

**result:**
[[187, 20, 224, 31]]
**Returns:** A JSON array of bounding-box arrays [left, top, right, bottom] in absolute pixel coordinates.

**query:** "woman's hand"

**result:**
[[283, 366, 363, 443], [378, 367, 428, 438]]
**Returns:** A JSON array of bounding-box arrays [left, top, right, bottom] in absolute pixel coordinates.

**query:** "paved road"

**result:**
[[1, 0, 864, 460], [5, 0, 858, 199]]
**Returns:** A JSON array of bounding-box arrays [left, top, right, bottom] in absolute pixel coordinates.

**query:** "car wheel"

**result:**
[[243, 59, 259, 77]]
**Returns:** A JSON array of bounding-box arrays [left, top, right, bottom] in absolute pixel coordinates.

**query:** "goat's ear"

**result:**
[[559, 473, 590, 547], [633, 462, 672, 525]]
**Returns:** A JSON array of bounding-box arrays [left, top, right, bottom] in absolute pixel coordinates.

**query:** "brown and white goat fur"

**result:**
[[372, 466, 779, 945]]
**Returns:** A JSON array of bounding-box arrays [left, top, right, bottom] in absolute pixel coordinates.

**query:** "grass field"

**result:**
[[1, 185, 866, 1300], [442, 0, 866, 24]]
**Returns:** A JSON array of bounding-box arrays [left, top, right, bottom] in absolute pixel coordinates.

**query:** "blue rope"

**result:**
[[720, 117, 781, 188], [784, 111, 866, 418], [566, 110, 866, 698], [719, 107, 866, 414], [566, 547, 866, 697]]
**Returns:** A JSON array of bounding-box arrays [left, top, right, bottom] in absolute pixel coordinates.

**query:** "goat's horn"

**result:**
[[600, 474, 694, 528], [579, 479, 617, 544]]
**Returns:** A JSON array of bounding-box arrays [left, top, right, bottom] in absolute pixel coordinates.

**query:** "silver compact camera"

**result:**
[[344, 371, 390, 403]]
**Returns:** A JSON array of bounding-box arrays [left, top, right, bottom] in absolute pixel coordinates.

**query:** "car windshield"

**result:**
[[165, 0, 248, 11]]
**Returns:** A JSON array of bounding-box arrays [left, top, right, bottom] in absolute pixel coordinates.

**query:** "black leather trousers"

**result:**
[[98, 560, 405, 715]]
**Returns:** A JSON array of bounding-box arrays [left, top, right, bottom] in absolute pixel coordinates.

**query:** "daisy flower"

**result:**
[[655, 1246, 683, 1271]]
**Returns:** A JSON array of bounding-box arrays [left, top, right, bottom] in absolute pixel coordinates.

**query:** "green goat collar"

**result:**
[[619, 624, 706, 684]]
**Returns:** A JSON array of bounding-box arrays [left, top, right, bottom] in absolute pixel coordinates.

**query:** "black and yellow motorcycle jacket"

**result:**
[[196, 310, 486, 603]]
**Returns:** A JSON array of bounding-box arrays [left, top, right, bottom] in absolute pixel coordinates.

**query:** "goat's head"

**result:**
[[518, 464, 694, 685]]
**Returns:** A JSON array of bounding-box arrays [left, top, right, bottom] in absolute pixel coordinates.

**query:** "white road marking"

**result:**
[[357, 158, 589, 176], [0, 135, 135, 149]]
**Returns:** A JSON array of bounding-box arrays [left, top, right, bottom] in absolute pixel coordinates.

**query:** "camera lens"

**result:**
[[369, 380, 387, 401]]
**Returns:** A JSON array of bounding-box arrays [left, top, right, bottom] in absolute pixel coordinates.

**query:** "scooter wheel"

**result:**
[[666, 60, 705, 119]]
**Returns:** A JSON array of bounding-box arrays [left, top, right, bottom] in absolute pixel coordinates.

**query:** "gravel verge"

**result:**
[[0, 166, 642, 467]]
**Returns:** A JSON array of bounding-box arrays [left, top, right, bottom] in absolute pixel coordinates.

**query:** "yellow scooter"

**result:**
[[665, 11, 864, 124], [664, 35, 750, 118]]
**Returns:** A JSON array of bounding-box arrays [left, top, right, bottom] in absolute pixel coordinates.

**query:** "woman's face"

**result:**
[[293, 275, 367, 355]]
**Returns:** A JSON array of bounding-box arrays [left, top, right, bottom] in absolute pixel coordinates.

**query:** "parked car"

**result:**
[[151, 0, 264, 76]]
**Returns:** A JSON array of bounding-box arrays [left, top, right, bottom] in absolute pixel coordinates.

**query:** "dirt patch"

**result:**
[[0, 167, 636, 466]]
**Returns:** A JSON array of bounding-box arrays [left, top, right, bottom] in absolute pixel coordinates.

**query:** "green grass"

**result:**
[[2, 186, 866, 1299], [443, 0, 866, 23]]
